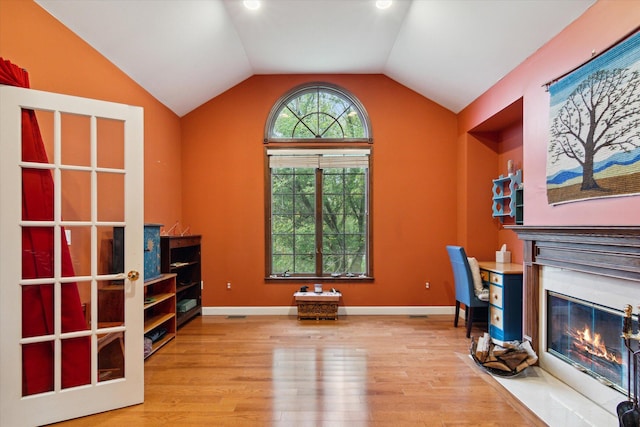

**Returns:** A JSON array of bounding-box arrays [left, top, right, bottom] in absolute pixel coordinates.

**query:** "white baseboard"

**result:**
[[202, 306, 456, 316]]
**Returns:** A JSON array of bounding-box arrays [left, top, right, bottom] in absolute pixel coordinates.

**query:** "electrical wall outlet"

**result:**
[[227, 282, 231, 289], [425, 282, 430, 289]]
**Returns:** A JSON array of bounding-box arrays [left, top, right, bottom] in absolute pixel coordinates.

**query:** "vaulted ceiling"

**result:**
[[35, 0, 596, 117]]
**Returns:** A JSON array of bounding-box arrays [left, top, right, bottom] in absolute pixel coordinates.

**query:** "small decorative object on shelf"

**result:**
[[492, 169, 523, 223], [144, 224, 162, 281], [624, 304, 633, 336], [161, 221, 192, 237]]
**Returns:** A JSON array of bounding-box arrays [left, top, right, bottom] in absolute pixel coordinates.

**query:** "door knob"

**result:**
[[127, 270, 140, 281]]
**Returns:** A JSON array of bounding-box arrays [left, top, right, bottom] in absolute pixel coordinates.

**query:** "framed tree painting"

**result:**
[[547, 29, 640, 205]]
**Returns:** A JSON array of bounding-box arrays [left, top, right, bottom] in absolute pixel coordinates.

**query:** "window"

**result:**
[[265, 83, 371, 142], [265, 83, 372, 280]]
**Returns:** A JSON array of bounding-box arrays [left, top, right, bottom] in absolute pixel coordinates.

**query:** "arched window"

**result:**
[[265, 83, 373, 280], [265, 82, 372, 142]]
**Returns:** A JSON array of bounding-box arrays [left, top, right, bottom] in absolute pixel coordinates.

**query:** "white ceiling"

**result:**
[[35, 0, 596, 117]]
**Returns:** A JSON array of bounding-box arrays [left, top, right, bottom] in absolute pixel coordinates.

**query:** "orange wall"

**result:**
[[0, 0, 183, 227], [459, 132, 504, 261], [181, 75, 459, 307], [459, 1, 640, 233]]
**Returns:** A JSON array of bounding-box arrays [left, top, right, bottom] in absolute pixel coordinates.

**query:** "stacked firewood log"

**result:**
[[473, 332, 538, 374]]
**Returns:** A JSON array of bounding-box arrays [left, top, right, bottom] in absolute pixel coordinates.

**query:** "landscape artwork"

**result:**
[[547, 30, 640, 205]]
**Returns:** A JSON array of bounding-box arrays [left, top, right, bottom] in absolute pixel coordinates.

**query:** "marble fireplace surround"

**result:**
[[509, 226, 640, 416]]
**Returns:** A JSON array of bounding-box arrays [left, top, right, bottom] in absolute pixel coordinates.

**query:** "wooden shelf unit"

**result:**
[[144, 273, 177, 359], [491, 169, 522, 223], [161, 235, 202, 328]]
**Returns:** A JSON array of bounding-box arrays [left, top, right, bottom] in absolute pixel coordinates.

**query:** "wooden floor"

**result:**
[[54, 315, 544, 426]]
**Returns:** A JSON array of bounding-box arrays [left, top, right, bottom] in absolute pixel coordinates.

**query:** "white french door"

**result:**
[[0, 85, 145, 426]]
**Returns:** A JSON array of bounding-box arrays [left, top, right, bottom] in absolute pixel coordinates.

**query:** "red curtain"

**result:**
[[1, 58, 91, 394]]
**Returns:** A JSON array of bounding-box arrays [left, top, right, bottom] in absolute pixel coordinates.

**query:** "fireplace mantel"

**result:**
[[506, 225, 640, 352]]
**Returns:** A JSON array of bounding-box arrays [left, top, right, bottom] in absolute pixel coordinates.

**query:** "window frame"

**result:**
[[264, 82, 372, 144], [264, 83, 373, 282]]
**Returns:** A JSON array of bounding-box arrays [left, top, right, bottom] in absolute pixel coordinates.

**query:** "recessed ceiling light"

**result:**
[[376, 0, 392, 10], [244, 1, 260, 10]]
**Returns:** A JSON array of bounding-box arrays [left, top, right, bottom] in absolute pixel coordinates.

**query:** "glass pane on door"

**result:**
[[61, 170, 91, 222], [61, 337, 91, 389], [61, 113, 91, 167], [97, 117, 125, 170], [99, 225, 122, 275], [21, 342, 54, 396], [98, 331, 125, 382], [98, 279, 124, 326], [21, 283, 54, 339], [22, 170, 54, 221], [62, 226, 91, 277], [97, 172, 125, 222], [62, 281, 91, 333]]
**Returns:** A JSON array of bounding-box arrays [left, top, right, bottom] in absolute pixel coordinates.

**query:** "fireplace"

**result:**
[[547, 290, 628, 394], [510, 226, 640, 416]]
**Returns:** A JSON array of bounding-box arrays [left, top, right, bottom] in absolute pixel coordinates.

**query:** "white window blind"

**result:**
[[267, 149, 370, 169]]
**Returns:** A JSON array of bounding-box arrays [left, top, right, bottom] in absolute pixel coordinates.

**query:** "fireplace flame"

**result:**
[[567, 326, 622, 365]]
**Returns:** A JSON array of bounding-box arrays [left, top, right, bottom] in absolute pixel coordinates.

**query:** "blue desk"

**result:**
[[478, 262, 523, 343]]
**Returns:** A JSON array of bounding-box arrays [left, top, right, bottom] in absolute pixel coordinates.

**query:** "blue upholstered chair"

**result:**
[[446, 245, 488, 338]]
